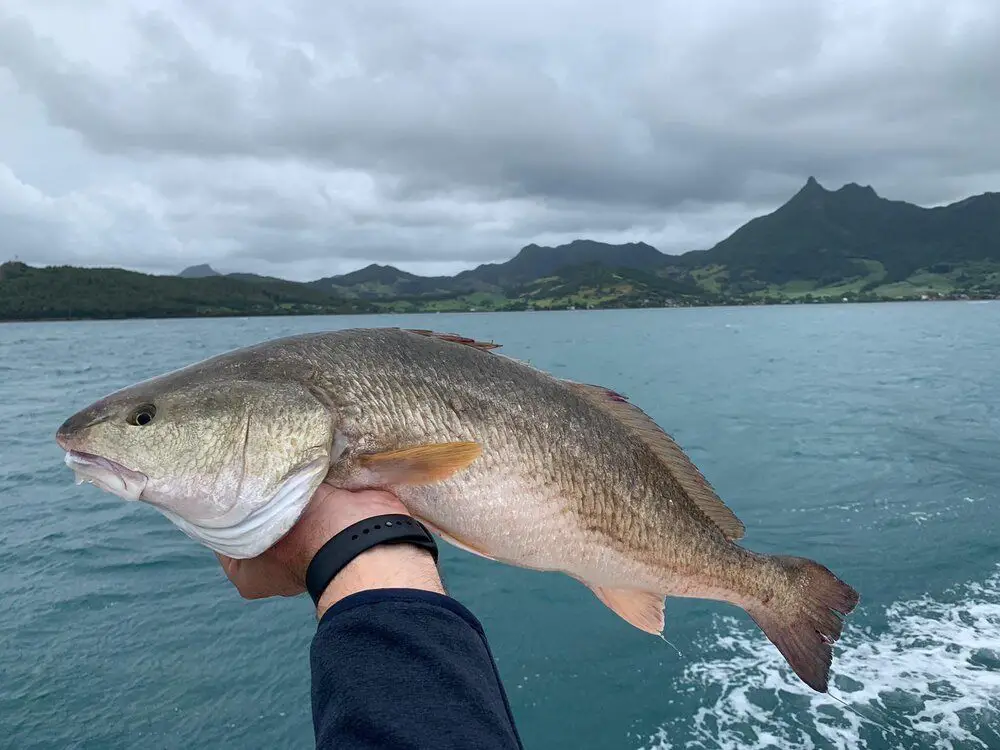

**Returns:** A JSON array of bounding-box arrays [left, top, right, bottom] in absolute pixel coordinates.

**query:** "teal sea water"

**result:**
[[1, 304, 998, 749]]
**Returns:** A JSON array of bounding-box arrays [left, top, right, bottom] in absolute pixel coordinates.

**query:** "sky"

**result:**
[[1, 1, 998, 280]]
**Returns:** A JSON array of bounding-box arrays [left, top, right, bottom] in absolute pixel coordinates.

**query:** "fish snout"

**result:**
[[55, 418, 77, 451], [55, 407, 110, 450]]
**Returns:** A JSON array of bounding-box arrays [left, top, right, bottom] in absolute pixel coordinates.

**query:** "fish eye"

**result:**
[[127, 404, 157, 427]]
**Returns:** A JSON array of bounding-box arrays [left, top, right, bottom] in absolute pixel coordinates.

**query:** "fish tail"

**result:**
[[745, 555, 859, 693]]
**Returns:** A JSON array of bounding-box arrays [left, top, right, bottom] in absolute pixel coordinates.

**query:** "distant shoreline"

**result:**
[[2, 295, 992, 325]]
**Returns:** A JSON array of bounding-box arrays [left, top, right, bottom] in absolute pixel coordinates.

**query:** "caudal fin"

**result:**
[[747, 555, 860, 692]]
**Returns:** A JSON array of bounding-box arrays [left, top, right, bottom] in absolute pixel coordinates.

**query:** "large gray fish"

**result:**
[[56, 328, 859, 691]]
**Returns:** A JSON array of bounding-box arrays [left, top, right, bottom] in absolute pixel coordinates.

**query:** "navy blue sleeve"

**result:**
[[310, 588, 524, 750]]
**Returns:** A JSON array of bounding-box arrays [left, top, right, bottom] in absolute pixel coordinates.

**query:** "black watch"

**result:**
[[304, 514, 439, 606]]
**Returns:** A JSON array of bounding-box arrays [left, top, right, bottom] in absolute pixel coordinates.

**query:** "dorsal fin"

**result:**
[[403, 329, 502, 351], [564, 381, 745, 540]]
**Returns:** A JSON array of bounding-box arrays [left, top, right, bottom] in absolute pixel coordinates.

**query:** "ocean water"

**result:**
[[1, 304, 998, 750]]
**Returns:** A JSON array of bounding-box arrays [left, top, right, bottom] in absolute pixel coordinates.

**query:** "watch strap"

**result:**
[[305, 514, 439, 606]]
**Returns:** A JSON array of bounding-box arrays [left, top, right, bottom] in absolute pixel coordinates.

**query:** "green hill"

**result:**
[[510, 263, 713, 309], [0, 262, 370, 320], [457, 240, 668, 287], [307, 241, 675, 302], [310, 263, 468, 299]]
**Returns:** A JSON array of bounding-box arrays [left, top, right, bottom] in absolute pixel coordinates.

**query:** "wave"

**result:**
[[642, 567, 1000, 750]]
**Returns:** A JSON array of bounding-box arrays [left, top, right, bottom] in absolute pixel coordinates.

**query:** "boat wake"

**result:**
[[642, 566, 1000, 750]]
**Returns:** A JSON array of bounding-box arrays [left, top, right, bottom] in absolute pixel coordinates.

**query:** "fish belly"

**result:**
[[393, 472, 669, 592]]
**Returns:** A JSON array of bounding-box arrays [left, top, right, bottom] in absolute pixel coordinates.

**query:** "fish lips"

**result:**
[[64, 450, 149, 502]]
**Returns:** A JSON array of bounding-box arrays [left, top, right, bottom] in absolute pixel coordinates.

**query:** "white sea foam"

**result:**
[[641, 567, 1000, 750]]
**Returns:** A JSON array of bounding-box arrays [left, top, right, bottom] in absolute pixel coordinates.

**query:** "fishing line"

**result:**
[[658, 633, 684, 658]]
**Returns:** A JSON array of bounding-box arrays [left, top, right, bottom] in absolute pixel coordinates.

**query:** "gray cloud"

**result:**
[[0, 0, 998, 280]]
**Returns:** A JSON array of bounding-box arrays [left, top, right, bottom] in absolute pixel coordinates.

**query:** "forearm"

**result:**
[[310, 549, 523, 749], [217, 488, 521, 747]]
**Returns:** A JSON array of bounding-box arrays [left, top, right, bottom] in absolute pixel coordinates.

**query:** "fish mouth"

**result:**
[[64, 450, 148, 502]]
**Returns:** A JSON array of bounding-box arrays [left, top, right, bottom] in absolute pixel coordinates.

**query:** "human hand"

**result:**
[[217, 484, 444, 618]]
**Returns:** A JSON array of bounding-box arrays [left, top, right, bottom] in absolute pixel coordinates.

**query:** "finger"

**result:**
[[215, 552, 242, 581], [215, 552, 268, 599]]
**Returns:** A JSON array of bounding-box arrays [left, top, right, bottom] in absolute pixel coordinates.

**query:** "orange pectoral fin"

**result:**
[[358, 442, 482, 485]]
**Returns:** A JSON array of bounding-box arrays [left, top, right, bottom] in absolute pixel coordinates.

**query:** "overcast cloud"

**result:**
[[1, 1, 998, 280]]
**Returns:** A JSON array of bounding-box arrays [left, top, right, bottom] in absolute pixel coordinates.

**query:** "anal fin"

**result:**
[[586, 584, 665, 635]]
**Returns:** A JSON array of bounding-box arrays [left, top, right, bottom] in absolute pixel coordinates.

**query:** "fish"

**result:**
[[55, 327, 859, 692]]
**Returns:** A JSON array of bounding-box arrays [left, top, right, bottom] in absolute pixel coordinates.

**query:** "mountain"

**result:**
[[331, 263, 422, 286], [175, 182, 1000, 302], [458, 239, 668, 287], [310, 243, 674, 301], [178, 264, 221, 278], [0, 262, 371, 320], [311, 263, 463, 299], [682, 177, 1000, 291]]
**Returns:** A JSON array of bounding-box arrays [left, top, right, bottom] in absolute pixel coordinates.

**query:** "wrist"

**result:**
[[315, 543, 445, 620]]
